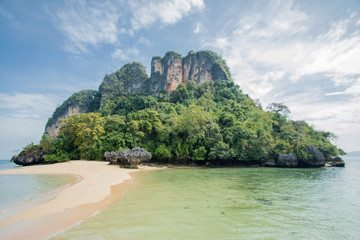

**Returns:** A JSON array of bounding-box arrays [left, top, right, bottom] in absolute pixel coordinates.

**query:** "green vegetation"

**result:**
[[46, 90, 100, 128], [36, 80, 343, 164], [21, 50, 343, 165]]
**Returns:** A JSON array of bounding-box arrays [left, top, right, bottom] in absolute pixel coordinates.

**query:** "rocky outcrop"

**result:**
[[11, 148, 45, 166], [273, 145, 337, 168], [104, 147, 152, 168], [149, 52, 183, 93], [277, 153, 298, 167], [45, 51, 231, 137], [298, 144, 326, 167], [45, 90, 100, 137], [149, 50, 231, 94], [182, 50, 231, 85], [262, 159, 277, 167], [326, 156, 345, 167], [98, 50, 231, 99], [99, 62, 150, 107]]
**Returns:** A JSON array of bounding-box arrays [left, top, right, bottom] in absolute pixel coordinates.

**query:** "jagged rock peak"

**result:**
[[150, 50, 232, 94], [45, 50, 232, 137], [99, 62, 149, 96]]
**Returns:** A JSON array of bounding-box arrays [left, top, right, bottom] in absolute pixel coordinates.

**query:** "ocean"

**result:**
[[1, 158, 359, 239], [0, 160, 73, 215], [53, 156, 360, 240]]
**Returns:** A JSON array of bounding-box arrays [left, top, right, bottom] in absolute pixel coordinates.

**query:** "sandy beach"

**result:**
[[0, 160, 154, 240]]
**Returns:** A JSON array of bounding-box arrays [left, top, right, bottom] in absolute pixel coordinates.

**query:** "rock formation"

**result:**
[[298, 144, 326, 167], [99, 62, 150, 107], [44, 50, 231, 137], [262, 159, 277, 167], [11, 148, 45, 166], [149, 50, 231, 94], [277, 153, 298, 167], [326, 156, 345, 167], [274, 145, 342, 168], [45, 90, 100, 137], [104, 147, 152, 168]]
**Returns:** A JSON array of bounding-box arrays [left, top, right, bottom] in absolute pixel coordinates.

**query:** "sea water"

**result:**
[[54, 157, 360, 240], [0, 160, 73, 214]]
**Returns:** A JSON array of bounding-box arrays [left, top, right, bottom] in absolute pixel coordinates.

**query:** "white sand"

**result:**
[[0, 160, 157, 240]]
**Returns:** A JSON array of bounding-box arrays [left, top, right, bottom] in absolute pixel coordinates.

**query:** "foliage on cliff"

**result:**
[[39, 80, 343, 164], [45, 90, 100, 128]]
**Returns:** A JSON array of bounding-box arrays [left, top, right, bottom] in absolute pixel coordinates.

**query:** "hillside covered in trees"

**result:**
[[13, 50, 344, 166]]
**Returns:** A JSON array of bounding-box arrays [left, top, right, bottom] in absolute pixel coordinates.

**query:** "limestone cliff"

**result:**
[[45, 50, 232, 137], [149, 50, 232, 94], [45, 90, 100, 137], [99, 62, 150, 106]]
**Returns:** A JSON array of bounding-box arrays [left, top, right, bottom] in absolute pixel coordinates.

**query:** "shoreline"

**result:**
[[0, 160, 161, 240]]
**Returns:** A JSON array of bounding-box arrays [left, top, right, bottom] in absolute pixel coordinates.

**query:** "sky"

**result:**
[[0, 0, 359, 159]]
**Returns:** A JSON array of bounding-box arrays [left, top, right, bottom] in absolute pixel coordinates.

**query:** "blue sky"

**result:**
[[0, 0, 359, 159]]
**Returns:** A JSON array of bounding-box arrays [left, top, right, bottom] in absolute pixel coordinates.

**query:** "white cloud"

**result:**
[[203, 0, 360, 151], [53, 0, 121, 53], [129, 0, 204, 30], [287, 96, 360, 151], [0, 93, 62, 159], [111, 49, 129, 61], [206, 0, 360, 99], [111, 47, 140, 61], [52, 0, 204, 54], [193, 22, 201, 34], [137, 37, 152, 46], [0, 117, 46, 159], [0, 93, 60, 120]]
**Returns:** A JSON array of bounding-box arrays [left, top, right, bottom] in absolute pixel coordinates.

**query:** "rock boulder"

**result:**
[[298, 145, 326, 167], [326, 156, 345, 167], [262, 159, 277, 167], [277, 153, 298, 167], [105, 147, 152, 168], [11, 148, 45, 166]]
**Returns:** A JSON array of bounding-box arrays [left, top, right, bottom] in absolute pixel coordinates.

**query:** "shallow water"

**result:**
[[54, 157, 360, 240], [52, 158, 360, 239], [0, 160, 73, 214]]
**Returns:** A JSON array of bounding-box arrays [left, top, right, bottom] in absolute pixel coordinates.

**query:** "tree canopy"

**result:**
[[33, 80, 343, 165]]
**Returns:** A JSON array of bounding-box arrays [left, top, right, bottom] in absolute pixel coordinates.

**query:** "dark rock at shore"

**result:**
[[262, 159, 277, 167], [326, 156, 345, 167], [11, 148, 45, 166], [298, 144, 326, 167], [104, 147, 152, 168], [277, 153, 298, 167]]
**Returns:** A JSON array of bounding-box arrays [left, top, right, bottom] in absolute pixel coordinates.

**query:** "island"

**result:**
[[12, 50, 345, 168]]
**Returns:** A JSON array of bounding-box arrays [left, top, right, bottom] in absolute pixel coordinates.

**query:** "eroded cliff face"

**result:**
[[45, 105, 82, 137], [149, 50, 232, 94], [100, 62, 149, 95], [45, 50, 232, 137], [45, 90, 100, 137]]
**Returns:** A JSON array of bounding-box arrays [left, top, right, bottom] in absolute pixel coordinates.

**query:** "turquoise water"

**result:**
[[0, 160, 73, 214], [54, 157, 360, 240]]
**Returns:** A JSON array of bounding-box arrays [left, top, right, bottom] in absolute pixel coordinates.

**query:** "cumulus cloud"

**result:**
[[52, 0, 205, 53], [203, 0, 360, 151], [206, 0, 360, 101], [129, 0, 205, 30], [52, 0, 121, 53]]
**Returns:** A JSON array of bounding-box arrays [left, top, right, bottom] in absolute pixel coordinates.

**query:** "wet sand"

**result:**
[[0, 160, 158, 240]]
